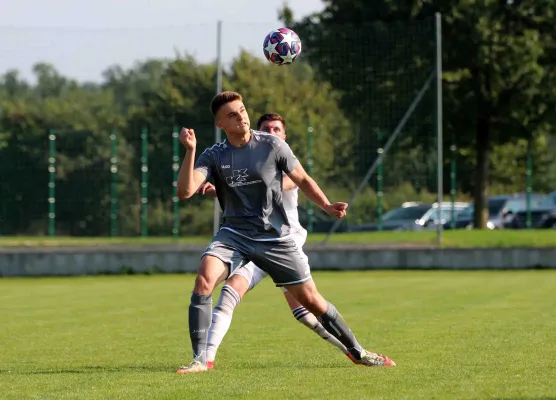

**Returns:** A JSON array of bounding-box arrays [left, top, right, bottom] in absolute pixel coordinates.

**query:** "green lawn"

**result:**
[[1, 271, 555, 399], [1, 229, 556, 248]]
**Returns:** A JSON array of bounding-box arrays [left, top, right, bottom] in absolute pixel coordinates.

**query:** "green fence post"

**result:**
[[526, 139, 533, 229], [450, 144, 457, 229], [110, 130, 118, 237], [172, 126, 180, 238], [48, 130, 56, 237], [48, 129, 56, 237], [306, 120, 314, 234], [141, 128, 148, 237], [377, 130, 384, 231]]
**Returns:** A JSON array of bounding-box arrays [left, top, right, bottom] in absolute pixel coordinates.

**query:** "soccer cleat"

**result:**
[[346, 352, 357, 364], [354, 350, 396, 367], [207, 361, 215, 370], [176, 359, 208, 374]]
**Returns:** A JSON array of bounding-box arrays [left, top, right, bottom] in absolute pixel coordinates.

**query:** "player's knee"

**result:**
[[302, 297, 326, 315], [194, 273, 215, 295], [291, 287, 327, 315], [226, 275, 249, 299]]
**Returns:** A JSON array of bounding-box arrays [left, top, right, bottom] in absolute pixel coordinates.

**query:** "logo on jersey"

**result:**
[[225, 169, 262, 188]]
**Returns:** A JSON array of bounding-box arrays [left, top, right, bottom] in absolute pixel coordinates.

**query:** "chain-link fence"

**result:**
[[1, 20, 555, 238]]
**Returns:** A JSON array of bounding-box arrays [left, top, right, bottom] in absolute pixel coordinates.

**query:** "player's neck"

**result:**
[[226, 130, 251, 147]]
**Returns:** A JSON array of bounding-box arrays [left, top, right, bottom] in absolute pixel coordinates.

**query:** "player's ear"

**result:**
[[215, 121, 224, 130]]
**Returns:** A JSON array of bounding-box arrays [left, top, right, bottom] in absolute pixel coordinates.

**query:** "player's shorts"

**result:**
[[230, 228, 308, 291], [202, 228, 310, 287]]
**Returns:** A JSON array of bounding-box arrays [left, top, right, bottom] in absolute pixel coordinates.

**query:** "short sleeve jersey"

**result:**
[[194, 130, 299, 240]]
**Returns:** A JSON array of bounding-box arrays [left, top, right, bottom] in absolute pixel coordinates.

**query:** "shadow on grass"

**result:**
[[1, 361, 356, 375], [1, 365, 171, 375]]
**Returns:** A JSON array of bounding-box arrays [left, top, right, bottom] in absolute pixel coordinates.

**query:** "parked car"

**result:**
[[414, 202, 470, 230], [445, 193, 544, 230], [506, 191, 556, 229], [350, 201, 468, 232], [297, 205, 349, 233]]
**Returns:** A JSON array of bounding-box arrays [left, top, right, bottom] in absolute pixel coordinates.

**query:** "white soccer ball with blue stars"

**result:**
[[263, 28, 302, 66]]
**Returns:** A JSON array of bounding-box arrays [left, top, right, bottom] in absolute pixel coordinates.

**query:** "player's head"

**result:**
[[257, 113, 286, 141], [210, 91, 250, 136]]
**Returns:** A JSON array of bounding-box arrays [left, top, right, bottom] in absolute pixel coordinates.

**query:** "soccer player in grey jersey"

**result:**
[[176, 91, 395, 373], [199, 113, 352, 369]]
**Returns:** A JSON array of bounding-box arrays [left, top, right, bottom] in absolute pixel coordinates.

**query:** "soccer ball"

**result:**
[[263, 28, 302, 66]]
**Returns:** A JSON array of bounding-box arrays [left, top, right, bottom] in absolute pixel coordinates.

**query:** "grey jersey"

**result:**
[[195, 130, 299, 240]]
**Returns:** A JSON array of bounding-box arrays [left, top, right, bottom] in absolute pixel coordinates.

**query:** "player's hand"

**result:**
[[198, 182, 217, 198], [179, 128, 196, 150], [324, 202, 348, 219]]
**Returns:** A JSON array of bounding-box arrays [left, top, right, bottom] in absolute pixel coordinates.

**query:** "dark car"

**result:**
[[297, 205, 349, 233], [349, 203, 433, 232], [444, 194, 544, 230], [507, 191, 556, 229]]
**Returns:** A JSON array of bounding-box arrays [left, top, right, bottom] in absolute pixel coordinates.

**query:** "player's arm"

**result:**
[[286, 163, 347, 218], [177, 128, 207, 199], [276, 139, 347, 218]]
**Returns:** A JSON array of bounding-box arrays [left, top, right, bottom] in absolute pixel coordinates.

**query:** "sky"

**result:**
[[0, 0, 324, 83]]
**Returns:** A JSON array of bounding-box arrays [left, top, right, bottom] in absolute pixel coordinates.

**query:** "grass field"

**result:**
[[1, 271, 555, 399], [1, 229, 556, 248]]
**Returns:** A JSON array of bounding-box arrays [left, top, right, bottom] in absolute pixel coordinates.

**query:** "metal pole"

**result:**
[[322, 70, 436, 245], [110, 130, 118, 237], [48, 129, 56, 237], [377, 130, 384, 231], [435, 12, 444, 245], [213, 20, 223, 236], [450, 144, 456, 229], [526, 137, 533, 229], [172, 126, 180, 237], [141, 127, 148, 237], [307, 120, 314, 234]]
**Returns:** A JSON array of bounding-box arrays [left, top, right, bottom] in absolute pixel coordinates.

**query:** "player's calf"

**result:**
[[285, 281, 395, 367], [179, 255, 230, 374]]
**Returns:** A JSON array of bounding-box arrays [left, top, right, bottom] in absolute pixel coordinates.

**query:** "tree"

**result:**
[[283, 0, 556, 228], [226, 51, 354, 184], [96, 52, 353, 235], [0, 64, 135, 236]]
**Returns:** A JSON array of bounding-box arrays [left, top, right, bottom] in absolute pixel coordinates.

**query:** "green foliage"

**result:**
[[3, 3, 556, 236], [490, 134, 556, 195], [226, 51, 354, 183], [284, 0, 556, 228], [0, 53, 355, 236]]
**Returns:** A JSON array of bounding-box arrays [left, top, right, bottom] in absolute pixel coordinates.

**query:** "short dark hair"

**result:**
[[210, 91, 243, 117], [256, 112, 286, 132]]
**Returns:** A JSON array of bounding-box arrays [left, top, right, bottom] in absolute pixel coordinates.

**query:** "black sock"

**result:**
[[188, 292, 212, 364], [317, 302, 363, 360]]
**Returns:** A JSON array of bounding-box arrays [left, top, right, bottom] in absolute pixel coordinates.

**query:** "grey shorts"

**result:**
[[230, 229, 308, 291], [202, 228, 312, 287]]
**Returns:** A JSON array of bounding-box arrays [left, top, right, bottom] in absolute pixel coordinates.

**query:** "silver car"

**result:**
[[414, 202, 469, 230]]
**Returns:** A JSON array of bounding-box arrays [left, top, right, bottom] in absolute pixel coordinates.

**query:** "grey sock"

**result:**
[[189, 292, 213, 364], [317, 302, 363, 359]]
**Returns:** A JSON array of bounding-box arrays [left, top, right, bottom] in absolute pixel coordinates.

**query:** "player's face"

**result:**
[[259, 120, 286, 140], [215, 100, 251, 135]]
